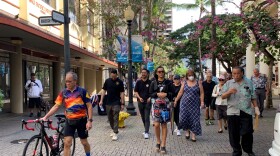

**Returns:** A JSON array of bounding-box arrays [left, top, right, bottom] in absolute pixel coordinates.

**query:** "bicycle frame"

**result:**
[[22, 119, 59, 155]]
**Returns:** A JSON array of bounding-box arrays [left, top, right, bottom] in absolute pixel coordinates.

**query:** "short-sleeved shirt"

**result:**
[[251, 74, 267, 89], [202, 80, 216, 103], [220, 77, 256, 115], [55, 86, 90, 119], [103, 78, 124, 105], [134, 79, 151, 102]]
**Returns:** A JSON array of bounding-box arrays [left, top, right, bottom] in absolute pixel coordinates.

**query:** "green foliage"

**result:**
[[173, 62, 188, 77], [166, 14, 249, 72], [242, 1, 280, 63]]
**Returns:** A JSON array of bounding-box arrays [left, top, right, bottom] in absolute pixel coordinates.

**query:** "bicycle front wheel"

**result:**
[[22, 135, 49, 156]]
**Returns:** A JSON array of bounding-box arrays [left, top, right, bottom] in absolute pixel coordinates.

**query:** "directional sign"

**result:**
[[38, 16, 61, 26], [52, 10, 64, 23]]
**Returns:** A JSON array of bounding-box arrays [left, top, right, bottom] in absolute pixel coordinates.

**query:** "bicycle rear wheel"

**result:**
[[22, 135, 49, 156], [57, 133, 75, 156]]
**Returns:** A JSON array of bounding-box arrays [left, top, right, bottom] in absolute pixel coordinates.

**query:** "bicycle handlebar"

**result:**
[[22, 119, 57, 131]]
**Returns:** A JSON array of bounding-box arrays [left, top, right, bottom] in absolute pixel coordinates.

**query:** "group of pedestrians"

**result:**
[[31, 64, 267, 156]]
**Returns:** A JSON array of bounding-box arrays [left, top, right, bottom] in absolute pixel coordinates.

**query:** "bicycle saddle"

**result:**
[[55, 114, 66, 118]]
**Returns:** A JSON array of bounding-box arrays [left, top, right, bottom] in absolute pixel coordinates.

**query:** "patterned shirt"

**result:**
[[55, 86, 90, 119], [220, 77, 256, 115], [251, 74, 267, 89]]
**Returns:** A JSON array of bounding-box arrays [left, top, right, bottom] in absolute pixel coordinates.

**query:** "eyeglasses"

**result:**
[[65, 80, 73, 83], [174, 78, 180, 80], [219, 79, 225, 81], [157, 71, 164, 73]]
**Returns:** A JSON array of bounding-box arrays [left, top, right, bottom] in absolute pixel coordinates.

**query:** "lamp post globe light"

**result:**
[[144, 42, 150, 63], [124, 6, 136, 116]]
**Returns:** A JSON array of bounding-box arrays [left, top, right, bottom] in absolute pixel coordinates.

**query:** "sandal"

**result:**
[[224, 126, 228, 130], [218, 130, 223, 133], [185, 131, 190, 139], [155, 143, 160, 152]]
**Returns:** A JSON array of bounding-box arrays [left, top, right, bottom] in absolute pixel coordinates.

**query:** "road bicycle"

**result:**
[[22, 114, 75, 156]]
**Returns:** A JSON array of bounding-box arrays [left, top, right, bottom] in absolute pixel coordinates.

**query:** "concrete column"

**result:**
[[78, 64, 85, 87], [19, 0, 28, 20], [84, 69, 94, 93], [53, 62, 61, 100], [259, 54, 269, 76], [96, 69, 103, 94], [10, 42, 23, 113], [92, 69, 97, 94], [245, 44, 255, 78]]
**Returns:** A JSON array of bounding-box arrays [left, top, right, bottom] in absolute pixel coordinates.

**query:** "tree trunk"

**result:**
[[139, 6, 142, 33], [198, 38, 204, 80], [265, 59, 274, 109], [211, 0, 217, 76]]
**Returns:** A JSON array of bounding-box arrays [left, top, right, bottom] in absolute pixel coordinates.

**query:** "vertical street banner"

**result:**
[[116, 35, 143, 63], [147, 61, 154, 72]]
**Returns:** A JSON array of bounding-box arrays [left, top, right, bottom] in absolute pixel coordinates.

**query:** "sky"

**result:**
[[172, 0, 242, 31]]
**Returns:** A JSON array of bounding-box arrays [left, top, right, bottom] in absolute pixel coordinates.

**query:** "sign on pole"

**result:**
[[38, 16, 61, 26], [52, 10, 65, 23]]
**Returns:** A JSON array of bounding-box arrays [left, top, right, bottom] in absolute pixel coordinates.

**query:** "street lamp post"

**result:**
[[144, 42, 150, 65], [64, 0, 70, 74], [124, 6, 136, 116]]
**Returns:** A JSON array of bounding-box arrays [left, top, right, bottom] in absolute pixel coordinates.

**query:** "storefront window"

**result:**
[[0, 61, 10, 99], [69, 0, 77, 23]]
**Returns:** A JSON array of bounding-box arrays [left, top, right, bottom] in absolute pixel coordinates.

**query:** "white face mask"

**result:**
[[188, 76, 194, 81]]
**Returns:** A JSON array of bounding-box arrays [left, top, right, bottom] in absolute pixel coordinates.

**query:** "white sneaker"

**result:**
[[144, 133, 149, 139], [174, 128, 178, 133], [177, 130, 181, 136], [112, 133, 118, 141], [110, 133, 114, 137]]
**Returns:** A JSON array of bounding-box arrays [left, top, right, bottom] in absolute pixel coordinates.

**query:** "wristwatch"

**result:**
[[88, 119, 93, 122]]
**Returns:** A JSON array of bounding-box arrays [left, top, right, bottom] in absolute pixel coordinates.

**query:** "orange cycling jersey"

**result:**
[[55, 86, 90, 119]]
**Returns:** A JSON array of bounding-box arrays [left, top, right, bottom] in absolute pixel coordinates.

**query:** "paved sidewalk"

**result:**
[[0, 98, 278, 156]]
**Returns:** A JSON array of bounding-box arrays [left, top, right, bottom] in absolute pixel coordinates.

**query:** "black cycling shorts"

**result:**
[[64, 117, 88, 139]]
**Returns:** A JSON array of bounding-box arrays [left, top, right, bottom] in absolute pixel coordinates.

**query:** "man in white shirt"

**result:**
[[25, 73, 43, 117]]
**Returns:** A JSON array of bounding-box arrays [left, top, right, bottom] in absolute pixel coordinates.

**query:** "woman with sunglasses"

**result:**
[[212, 75, 228, 133], [149, 66, 173, 154]]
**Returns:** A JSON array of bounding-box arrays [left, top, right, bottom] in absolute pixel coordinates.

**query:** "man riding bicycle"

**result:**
[[41, 71, 93, 156]]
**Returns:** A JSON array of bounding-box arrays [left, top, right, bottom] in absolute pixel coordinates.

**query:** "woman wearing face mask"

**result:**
[[174, 69, 204, 142]]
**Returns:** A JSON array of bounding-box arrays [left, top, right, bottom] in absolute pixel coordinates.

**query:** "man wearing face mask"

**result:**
[[221, 66, 260, 156]]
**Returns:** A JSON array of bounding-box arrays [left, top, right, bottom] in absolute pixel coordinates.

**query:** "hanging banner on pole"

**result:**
[[147, 61, 154, 72], [116, 35, 143, 63]]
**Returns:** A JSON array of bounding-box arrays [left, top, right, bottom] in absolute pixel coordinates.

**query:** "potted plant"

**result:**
[[0, 89, 4, 112]]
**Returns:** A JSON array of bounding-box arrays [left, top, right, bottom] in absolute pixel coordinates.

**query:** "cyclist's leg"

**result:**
[[64, 120, 76, 156], [64, 136, 74, 156], [77, 118, 90, 155]]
